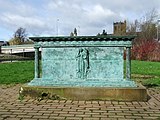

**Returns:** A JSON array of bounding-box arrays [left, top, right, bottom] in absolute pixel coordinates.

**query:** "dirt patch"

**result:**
[[132, 74, 154, 79]]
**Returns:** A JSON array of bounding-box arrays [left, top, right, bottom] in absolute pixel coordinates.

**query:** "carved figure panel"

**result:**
[[42, 47, 123, 81], [76, 48, 90, 79]]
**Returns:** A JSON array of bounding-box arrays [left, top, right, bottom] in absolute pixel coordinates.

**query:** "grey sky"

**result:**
[[0, 0, 160, 40]]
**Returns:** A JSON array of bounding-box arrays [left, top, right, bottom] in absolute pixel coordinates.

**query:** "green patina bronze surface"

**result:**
[[29, 36, 136, 87]]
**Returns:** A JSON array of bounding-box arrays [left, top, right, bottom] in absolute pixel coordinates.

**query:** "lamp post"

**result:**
[[157, 19, 160, 41], [78, 26, 80, 36], [56, 19, 59, 36]]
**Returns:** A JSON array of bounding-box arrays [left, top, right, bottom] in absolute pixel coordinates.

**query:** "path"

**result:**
[[0, 84, 160, 120]]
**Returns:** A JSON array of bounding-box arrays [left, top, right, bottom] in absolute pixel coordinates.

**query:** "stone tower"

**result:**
[[113, 20, 126, 35]]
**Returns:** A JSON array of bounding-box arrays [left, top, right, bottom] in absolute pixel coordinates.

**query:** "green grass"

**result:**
[[131, 60, 160, 87], [131, 60, 160, 76], [0, 60, 160, 87], [0, 61, 34, 84]]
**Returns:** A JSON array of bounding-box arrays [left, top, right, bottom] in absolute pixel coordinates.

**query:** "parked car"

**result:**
[[0, 41, 9, 46]]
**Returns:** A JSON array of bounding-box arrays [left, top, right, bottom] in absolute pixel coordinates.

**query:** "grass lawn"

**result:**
[[0, 61, 34, 84], [131, 60, 160, 87], [0, 60, 160, 87]]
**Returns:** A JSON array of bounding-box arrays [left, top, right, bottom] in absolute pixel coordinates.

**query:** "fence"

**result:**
[[0, 44, 37, 62], [0, 46, 1, 54]]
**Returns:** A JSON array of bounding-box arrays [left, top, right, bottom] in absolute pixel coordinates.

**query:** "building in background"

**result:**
[[113, 20, 126, 35]]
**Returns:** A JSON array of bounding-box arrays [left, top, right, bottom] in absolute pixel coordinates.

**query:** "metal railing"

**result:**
[[0, 44, 35, 62]]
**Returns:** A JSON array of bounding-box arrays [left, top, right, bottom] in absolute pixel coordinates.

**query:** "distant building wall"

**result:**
[[113, 20, 126, 35]]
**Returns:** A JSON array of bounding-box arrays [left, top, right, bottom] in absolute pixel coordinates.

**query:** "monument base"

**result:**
[[28, 78, 137, 87], [20, 84, 148, 101]]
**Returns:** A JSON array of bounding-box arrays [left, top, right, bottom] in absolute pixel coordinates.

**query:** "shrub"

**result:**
[[132, 40, 159, 61], [9, 37, 22, 45]]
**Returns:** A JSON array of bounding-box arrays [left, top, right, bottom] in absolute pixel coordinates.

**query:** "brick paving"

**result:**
[[0, 84, 160, 120]]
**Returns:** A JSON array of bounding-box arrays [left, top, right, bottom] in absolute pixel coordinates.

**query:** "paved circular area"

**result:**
[[0, 84, 160, 120]]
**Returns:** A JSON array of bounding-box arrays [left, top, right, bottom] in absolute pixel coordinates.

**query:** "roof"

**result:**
[[29, 35, 136, 42]]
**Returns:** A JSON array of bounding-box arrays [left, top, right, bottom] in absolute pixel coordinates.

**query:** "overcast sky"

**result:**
[[0, 0, 160, 41]]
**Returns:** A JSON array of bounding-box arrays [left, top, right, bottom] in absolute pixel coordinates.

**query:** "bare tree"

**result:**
[[9, 27, 28, 45], [128, 9, 158, 43], [140, 9, 158, 41], [127, 19, 139, 35], [14, 27, 27, 43]]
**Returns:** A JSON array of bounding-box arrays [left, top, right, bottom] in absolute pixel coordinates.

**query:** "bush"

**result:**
[[9, 37, 22, 45], [132, 40, 160, 61]]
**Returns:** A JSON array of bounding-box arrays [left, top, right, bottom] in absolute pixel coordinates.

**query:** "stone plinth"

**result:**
[[21, 84, 148, 101]]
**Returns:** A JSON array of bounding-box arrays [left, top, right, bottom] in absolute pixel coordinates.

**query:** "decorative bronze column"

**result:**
[[34, 46, 40, 78], [126, 47, 131, 80]]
